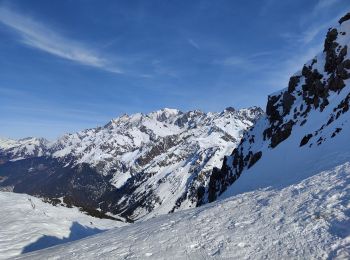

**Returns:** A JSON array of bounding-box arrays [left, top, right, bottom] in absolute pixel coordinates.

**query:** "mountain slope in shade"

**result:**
[[0, 191, 124, 259], [16, 162, 350, 259], [0, 107, 263, 220], [204, 12, 350, 203]]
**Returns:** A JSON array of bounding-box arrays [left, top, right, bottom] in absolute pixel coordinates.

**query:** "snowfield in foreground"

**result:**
[[0, 192, 124, 259], [17, 162, 350, 259]]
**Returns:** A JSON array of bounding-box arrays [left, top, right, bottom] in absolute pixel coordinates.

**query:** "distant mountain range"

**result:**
[[0, 106, 263, 221]]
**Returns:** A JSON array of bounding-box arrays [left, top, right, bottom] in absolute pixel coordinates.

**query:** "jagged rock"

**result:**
[[248, 151, 262, 168], [225, 107, 236, 112], [288, 76, 301, 93], [328, 75, 345, 92], [270, 120, 294, 148], [266, 94, 282, 122], [331, 128, 342, 138], [339, 12, 350, 24], [324, 29, 339, 73], [282, 92, 296, 115], [300, 134, 313, 147]]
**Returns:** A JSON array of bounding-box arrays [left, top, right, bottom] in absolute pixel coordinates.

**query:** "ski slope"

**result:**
[[0, 192, 125, 259], [16, 162, 350, 259]]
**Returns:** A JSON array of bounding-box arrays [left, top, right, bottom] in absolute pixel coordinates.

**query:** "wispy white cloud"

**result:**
[[282, 16, 338, 44], [188, 39, 200, 50], [312, 0, 340, 16], [215, 51, 275, 70], [0, 6, 122, 73]]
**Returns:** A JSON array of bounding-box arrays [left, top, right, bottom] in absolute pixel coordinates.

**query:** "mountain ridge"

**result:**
[[204, 12, 350, 204], [0, 106, 263, 220]]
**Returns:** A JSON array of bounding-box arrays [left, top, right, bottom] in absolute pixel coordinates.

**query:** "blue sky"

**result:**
[[1, 0, 349, 139]]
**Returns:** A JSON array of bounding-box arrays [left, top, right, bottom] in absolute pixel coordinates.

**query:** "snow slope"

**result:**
[[0, 192, 125, 259], [16, 162, 350, 259]]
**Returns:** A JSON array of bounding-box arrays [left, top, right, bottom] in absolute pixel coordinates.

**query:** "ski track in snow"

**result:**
[[15, 162, 350, 259]]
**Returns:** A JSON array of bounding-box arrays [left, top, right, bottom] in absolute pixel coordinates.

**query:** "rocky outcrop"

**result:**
[[339, 12, 350, 25], [203, 11, 350, 204]]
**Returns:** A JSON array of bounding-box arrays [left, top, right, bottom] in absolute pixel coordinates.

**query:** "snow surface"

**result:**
[[0, 192, 125, 259], [16, 162, 350, 259]]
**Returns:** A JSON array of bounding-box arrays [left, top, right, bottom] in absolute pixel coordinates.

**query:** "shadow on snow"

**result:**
[[21, 221, 106, 254]]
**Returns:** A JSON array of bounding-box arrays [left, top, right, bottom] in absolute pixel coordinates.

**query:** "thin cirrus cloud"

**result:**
[[188, 39, 200, 50], [0, 6, 122, 74]]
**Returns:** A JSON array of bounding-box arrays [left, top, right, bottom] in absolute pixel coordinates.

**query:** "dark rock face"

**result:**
[[248, 151, 262, 169], [266, 94, 282, 122], [339, 12, 350, 25], [300, 134, 313, 147], [270, 120, 294, 148], [206, 149, 263, 202], [288, 76, 301, 93]]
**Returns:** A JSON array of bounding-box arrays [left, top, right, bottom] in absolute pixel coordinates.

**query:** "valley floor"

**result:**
[[15, 162, 350, 259]]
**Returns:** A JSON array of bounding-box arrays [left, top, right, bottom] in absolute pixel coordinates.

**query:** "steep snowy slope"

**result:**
[[16, 162, 350, 259], [0, 191, 125, 259], [204, 12, 350, 203], [0, 137, 48, 164], [0, 107, 262, 220]]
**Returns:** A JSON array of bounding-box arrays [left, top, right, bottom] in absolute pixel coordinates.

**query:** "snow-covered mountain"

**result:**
[[0, 107, 262, 220], [0, 191, 124, 259], [16, 162, 350, 259], [204, 12, 350, 203], [0, 137, 48, 164]]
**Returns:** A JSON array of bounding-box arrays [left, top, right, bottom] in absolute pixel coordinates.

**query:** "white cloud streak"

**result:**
[[188, 39, 200, 50], [0, 6, 122, 74], [312, 0, 340, 16], [282, 16, 338, 45]]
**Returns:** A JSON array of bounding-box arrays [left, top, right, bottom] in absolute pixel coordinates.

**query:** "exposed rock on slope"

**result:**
[[205, 12, 350, 203]]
